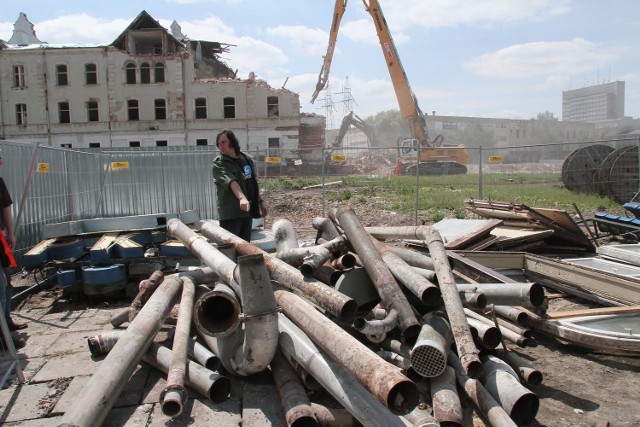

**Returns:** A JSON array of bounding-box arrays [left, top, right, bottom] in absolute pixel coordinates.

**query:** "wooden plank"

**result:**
[[546, 305, 640, 320]]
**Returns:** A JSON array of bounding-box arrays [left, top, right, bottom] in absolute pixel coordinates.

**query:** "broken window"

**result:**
[[154, 62, 165, 83], [85, 63, 98, 85], [89, 142, 101, 148], [129, 141, 141, 148], [196, 139, 208, 146], [156, 140, 168, 147], [13, 65, 25, 88], [267, 96, 279, 117], [16, 104, 27, 126], [154, 98, 167, 120], [126, 63, 136, 84], [141, 62, 151, 84], [268, 137, 280, 157], [195, 98, 207, 119], [61, 143, 72, 148], [56, 64, 68, 86], [223, 97, 236, 119], [127, 99, 139, 121], [87, 100, 99, 122], [58, 101, 70, 123]]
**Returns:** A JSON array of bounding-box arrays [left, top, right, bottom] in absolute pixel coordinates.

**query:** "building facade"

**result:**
[[0, 11, 313, 153], [562, 81, 625, 122]]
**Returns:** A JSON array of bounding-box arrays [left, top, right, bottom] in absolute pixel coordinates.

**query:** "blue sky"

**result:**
[[2, 0, 639, 126]]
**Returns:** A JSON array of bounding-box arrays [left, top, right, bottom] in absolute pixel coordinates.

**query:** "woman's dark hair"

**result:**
[[216, 129, 240, 154]]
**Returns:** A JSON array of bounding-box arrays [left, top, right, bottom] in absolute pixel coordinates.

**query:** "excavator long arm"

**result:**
[[310, 0, 347, 103]]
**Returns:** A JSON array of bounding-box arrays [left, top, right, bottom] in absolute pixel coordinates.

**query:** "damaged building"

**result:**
[[0, 11, 325, 152]]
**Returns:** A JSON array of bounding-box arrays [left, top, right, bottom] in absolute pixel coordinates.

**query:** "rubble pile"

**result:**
[[59, 205, 553, 426]]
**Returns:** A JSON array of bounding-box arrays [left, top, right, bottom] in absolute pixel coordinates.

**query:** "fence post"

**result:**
[[322, 146, 326, 217], [478, 146, 483, 200], [414, 144, 420, 226]]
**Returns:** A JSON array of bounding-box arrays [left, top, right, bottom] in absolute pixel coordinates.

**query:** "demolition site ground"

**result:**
[[8, 185, 640, 427]]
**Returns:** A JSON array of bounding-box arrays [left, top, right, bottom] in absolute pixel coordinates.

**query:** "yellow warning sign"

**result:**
[[111, 161, 130, 169], [266, 157, 281, 164], [489, 155, 503, 163], [331, 155, 347, 162], [37, 163, 49, 172]]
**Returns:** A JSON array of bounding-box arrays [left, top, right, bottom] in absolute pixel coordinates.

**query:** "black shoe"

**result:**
[[8, 321, 28, 331]]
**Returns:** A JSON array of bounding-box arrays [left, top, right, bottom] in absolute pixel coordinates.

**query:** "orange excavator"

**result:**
[[311, 0, 468, 175]]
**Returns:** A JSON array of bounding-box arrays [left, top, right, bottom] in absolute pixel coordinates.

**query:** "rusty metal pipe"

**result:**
[[310, 403, 362, 427], [334, 207, 420, 340], [87, 331, 231, 403], [58, 270, 210, 427], [386, 246, 435, 271], [312, 263, 343, 286], [276, 291, 419, 415], [466, 317, 501, 350], [365, 225, 432, 243], [273, 218, 301, 252], [377, 350, 411, 371], [481, 354, 540, 425], [201, 219, 357, 322], [465, 309, 529, 348], [456, 282, 545, 308], [161, 275, 196, 417], [109, 307, 132, 328], [353, 308, 398, 335], [194, 282, 241, 337], [282, 351, 323, 391], [271, 349, 319, 427], [188, 337, 221, 372], [412, 267, 437, 282], [448, 351, 517, 427], [495, 346, 543, 386], [402, 406, 440, 426], [424, 227, 482, 379], [278, 314, 413, 426], [370, 236, 441, 306], [493, 305, 530, 325], [331, 252, 356, 270], [457, 291, 487, 310], [411, 312, 453, 378], [312, 216, 341, 242], [430, 366, 463, 427]]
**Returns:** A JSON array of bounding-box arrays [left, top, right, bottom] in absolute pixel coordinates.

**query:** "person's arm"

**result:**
[[259, 197, 268, 218], [2, 206, 13, 247], [229, 181, 251, 212]]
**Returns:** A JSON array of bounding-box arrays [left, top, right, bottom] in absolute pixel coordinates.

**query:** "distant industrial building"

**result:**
[[562, 81, 625, 122]]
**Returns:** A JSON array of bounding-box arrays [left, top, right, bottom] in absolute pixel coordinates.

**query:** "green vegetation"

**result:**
[[262, 173, 626, 218]]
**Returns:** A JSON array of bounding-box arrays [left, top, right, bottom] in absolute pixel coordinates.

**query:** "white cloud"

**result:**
[[13, 14, 130, 45], [266, 25, 330, 57], [463, 38, 625, 82]]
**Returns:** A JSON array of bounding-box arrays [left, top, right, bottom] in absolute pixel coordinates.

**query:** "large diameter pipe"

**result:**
[[430, 366, 463, 427], [456, 282, 545, 308], [201, 220, 357, 322], [495, 346, 543, 386], [448, 351, 517, 427], [58, 270, 202, 427], [273, 218, 301, 252], [194, 282, 241, 337], [370, 236, 441, 306], [87, 331, 231, 403], [334, 207, 420, 340], [411, 312, 453, 378], [161, 275, 196, 417], [278, 314, 412, 427], [271, 349, 319, 427], [204, 254, 280, 376], [481, 354, 540, 425], [424, 227, 482, 379], [276, 290, 419, 415]]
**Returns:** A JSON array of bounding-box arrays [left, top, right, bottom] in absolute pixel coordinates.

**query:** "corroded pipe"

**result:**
[[86, 331, 231, 403], [424, 227, 482, 379], [411, 312, 453, 378], [275, 236, 348, 278], [276, 291, 419, 415], [430, 366, 463, 427], [110, 270, 166, 327], [456, 282, 545, 308], [312, 216, 341, 242], [201, 219, 357, 322], [331, 252, 356, 270], [310, 403, 362, 427], [495, 346, 543, 386], [312, 263, 343, 287], [271, 349, 319, 427], [273, 218, 301, 252], [353, 308, 398, 336], [188, 338, 221, 372], [377, 350, 411, 371], [481, 354, 540, 425], [448, 351, 517, 427], [278, 314, 412, 426], [465, 309, 529, 348], [403, 406, 440, 427], [386, 246, 435, 271], [493, 305, 530, 325], [58, 269, 214, 427], [161, 275, 196, 417], [370, 236, 441, 306], [365, 225, 432, 243], [458, 291, 487, 310], [466, 317, 502, 350], [194, 282, 241, 337], [334, 206, 420, 340]]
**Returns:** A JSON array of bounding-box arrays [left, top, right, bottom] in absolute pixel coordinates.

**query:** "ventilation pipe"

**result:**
[[411, 312, 453, 378]]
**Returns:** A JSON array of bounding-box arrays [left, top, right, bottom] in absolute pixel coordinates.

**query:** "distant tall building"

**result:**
[[562, 81, 625, 122]]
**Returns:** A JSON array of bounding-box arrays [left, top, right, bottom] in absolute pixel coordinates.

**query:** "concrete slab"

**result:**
[[103, 403, 154, 427], [141, 368, 164, 404], [0, 415, 63, 426], [12, 331, 62, 359], [0, 356, 46, 385], [30, 351, 99, 383], [0, 382, 52, 422], [242, 383, 286, 427], [50, 375, 89, 415], [45, 329, 106, 356]]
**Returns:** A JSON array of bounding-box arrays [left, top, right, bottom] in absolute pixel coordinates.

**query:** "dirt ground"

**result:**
[[11, 185, 640, 427]]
